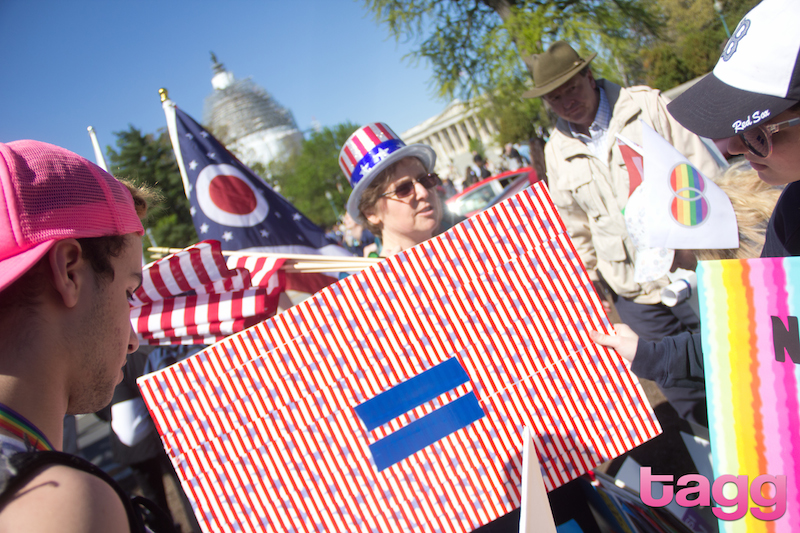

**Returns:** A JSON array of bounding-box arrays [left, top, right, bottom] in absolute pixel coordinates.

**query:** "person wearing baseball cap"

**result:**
[[524, 40, 723, 424], [592, 0, 800, 396], [0, 140, 172, 532], [667, 0, 800, 256], [339, 122, 449, 257]]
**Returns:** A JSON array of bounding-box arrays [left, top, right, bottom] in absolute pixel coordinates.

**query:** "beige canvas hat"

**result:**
[[522, 41, 597, 99]]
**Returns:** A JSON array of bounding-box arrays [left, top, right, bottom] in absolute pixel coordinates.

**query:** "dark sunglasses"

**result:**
[[380, 173, 441, 199], [739, 117, 800, 158]]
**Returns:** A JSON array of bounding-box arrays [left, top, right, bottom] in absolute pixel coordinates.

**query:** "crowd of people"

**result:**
[[591, 0, 800, 394], [0, 0, 797, 530]]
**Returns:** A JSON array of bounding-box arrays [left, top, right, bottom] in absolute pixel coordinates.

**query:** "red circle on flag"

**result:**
[[209, 175, 258, 215], [196, 164, 269, 227]]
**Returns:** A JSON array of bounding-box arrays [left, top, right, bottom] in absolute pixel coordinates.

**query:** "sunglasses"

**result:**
[[380, 173, 441, 199], [739, 117, 800, 158]]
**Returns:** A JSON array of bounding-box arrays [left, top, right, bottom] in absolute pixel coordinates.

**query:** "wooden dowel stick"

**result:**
[[146, 246, 382, 264]]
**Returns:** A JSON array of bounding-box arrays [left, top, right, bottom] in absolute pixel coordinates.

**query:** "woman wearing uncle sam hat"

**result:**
[[340, 123, 459, 257], [592, 0, 800, 383]]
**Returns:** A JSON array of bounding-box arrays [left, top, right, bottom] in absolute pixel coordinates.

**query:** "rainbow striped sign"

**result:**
[[669, 163, 708, 227], [698, 258, 800, 531]]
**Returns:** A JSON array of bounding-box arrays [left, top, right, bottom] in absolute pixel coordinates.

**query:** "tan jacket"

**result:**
[[545, 80, 721, 304]]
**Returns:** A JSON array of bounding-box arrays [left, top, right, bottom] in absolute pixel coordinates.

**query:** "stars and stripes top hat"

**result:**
[[339, 122, 436, 222], [667, 0, 800, 139]]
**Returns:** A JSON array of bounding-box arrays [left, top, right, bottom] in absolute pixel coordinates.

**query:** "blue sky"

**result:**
[[0, 0, 447, 162]]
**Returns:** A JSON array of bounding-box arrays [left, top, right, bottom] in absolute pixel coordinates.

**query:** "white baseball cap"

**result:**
[[667, 0, 800, 139]]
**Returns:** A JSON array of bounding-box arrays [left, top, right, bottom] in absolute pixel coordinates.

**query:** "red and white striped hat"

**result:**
[[339, 122, 435, 222]]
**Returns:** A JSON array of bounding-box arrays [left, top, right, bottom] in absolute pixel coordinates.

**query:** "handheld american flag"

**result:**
[[130, 240, 284, 345], [139, 184, 661, 532]]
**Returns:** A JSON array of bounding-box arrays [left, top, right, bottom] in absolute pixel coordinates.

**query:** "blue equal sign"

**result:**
[[354, 357, 485, 471]]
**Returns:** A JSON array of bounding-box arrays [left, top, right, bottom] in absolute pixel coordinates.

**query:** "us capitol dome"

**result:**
[[203, 53, 303, 171]]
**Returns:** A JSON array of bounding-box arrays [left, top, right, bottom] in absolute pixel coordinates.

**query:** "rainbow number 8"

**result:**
[[669, 163, 709, 227]]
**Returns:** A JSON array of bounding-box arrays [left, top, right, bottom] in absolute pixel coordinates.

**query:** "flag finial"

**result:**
[[159, 88, 169, 102]]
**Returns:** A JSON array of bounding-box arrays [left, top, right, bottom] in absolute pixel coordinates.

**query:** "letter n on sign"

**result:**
[[772, 315, 800, 364]]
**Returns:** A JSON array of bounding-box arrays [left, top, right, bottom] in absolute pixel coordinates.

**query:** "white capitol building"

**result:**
[[401, 100, 504, 183], [202, 54, 502, 186], [203, 54, 303, 171]]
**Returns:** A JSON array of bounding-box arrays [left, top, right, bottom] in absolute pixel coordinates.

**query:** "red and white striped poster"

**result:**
[[139, 183, 661, 532]]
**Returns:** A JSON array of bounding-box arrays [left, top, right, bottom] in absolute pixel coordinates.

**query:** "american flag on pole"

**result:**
[[130, 240, 284, 345], [139, 184, 661, 532], [160, 96, 351, 296]]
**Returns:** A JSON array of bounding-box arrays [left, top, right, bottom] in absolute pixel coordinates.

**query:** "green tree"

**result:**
[[107, 126, 198, 260], [641, 0, 759, 91], [364, 0, 663, 180], [366, 1, 660, 98], [269, 122, 361, 229]]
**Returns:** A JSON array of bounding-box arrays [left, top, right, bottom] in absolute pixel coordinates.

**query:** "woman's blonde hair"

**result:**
[[694, 160, 783, 261]]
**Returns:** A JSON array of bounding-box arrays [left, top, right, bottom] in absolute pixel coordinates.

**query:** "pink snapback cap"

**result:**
[[0, 140, 144, 293]]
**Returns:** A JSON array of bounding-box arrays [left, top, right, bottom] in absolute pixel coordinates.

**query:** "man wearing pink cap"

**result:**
[[0, 141, 168, 531]]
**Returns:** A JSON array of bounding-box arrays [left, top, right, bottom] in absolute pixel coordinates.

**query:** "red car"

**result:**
[[446, 167, 539, 218]]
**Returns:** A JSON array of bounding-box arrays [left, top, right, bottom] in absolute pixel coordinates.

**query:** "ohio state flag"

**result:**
[[161, 98, 349, 258]]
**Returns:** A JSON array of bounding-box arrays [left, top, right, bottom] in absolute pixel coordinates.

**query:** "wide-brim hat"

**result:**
[[667, 0, 800, 139], [339, 122, 436, 223], [522, 41, 597, 99]]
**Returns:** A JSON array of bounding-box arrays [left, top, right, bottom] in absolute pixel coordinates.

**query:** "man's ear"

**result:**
[[47, 239, 86, 309]]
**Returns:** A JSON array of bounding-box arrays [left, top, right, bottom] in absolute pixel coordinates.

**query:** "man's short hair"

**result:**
[[0, 235, 124, 311]]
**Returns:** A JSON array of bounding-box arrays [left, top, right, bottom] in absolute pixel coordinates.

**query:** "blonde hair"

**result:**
[[694, 160, 783, 261]]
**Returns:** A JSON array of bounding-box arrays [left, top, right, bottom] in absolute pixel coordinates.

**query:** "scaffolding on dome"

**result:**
[[204, 77, 299, 145], [202, 54, 303, 169]]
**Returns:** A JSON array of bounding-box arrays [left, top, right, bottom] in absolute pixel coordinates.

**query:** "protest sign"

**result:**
[[139, 183, 661, 532], [698, 258, 800, 531]]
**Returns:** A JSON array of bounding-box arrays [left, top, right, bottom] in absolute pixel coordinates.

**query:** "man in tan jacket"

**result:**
[[524, 42, 722, 424]]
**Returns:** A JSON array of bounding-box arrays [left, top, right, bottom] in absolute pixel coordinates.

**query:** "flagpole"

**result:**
[[147, 246, 381, 264], [282, 266, 371, 274], [87, 126, 109, 171], [160, 88, 193, 199]]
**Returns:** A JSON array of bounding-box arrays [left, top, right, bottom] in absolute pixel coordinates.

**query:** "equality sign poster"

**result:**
[[139, 183, 660, 533], [698, 258, 800, 531]]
